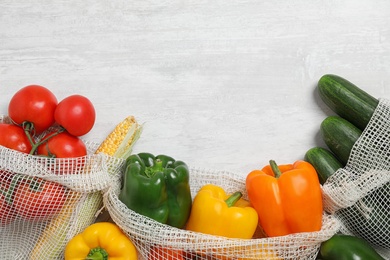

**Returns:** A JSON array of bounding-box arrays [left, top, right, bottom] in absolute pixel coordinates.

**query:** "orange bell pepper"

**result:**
[[246, 160, 323, 237]]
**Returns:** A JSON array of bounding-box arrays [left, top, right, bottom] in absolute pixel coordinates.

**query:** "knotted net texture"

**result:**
[[322, 98, 390, 259], [0, 116, 125, 259], [105, 168, 340, 260]]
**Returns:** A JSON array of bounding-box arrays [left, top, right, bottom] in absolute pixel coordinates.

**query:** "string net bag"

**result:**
[[105, 167, 340, 260], [322, 98, 390, 260], [0, 116, 125, 260]]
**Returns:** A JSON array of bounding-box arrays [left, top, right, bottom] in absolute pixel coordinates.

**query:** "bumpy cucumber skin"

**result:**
[[318, 74, 379, 131], [320, 116, 390, 249], [320, 116, 362, 165], [304, 147, 343, 185], [318, 75, 389, 250]]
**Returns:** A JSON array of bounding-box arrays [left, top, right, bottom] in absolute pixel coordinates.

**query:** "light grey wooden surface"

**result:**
[[1, 0, 390, 174]]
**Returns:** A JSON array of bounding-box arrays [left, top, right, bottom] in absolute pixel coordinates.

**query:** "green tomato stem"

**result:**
[[4, 174, 23, 205], [22, 122, 37, 155], [26, 126, 64, 155]]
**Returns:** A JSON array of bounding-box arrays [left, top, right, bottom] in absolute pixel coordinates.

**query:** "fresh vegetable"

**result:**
[[95, 116, 142, 158], [186, 184, 258, 239], [0, 171, 16, 226], [339, 183, 390, 249], [6, 87, 96, 156], [119, 153, 191, 229], [8, 85, 58, 134], [30, 116, 142, 259], [320, 116, 389, 247], [236, 246, 281, 260], [320, 116, 362, 165], [36, 131, 88, 174], [317, 78, 389, 249], [0, 123, 32, 153], [64, 222, 137, 260], [54, 94, 96, 136], [319, 234, 385, 260], [149, 246, 184, 260], [304, 147, 343, 184], [37, 131, 87, 158], [12, 175, 67, 221], [318, 118, 390, 249], [318, 74, 378, 131], [246, 160, 323, 237], [0, 190, 14, 226]]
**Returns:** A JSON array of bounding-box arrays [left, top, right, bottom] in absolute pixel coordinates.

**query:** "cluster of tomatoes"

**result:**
[[2, 84, 96, 157], [0, 85, 96, 225]]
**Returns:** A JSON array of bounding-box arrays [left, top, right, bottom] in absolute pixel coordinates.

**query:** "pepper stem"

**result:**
[[85, 247, 109, 260], [144, 159, 164, 177], [225, 191, 242, 207], [269, 160, 282, 178]]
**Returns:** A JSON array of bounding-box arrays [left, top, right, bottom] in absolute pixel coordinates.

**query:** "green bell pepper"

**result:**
[[319, 234, 385, 260], [118, 152, 192, 229]]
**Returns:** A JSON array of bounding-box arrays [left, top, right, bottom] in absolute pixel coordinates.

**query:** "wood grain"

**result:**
[[1, 0, 390, 174]]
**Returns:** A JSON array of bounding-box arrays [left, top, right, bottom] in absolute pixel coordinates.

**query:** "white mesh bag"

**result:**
[[322, 98, 390, 259], [0, 116, 125, 259], [105, 167, 340, 260]]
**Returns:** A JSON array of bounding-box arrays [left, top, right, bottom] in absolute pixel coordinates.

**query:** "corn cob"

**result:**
[[95, 115, 141, 158], [29, 116, 142, 260]]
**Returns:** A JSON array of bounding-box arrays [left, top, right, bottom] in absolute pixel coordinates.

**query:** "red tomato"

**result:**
[[37, 131, 87, 158], [0, 171, 16, 226], [0, 123, 32, 153], [8, 85, 58, 134], [13, 175, 67, 221], [37, 131, 87, 174], [54, 94, 95, 136]]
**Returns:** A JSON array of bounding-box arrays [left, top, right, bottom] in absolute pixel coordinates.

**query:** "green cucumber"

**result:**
[[339, 183, 390, 249], [320, 116, 362, 165], [318, 75, 389, 250], [320, 234, 386, 260], [320, 115, 390, 249], [304, 147, 343, 184], [318, 74, 379, 131]]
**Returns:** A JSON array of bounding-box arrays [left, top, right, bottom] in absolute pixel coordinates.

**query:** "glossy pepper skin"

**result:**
[[64, 222, 137, 260], [246, 160, 323, 237], [119, 152, 192, 229], [186, 184, 258, 239], [319, 234, 385, 260]]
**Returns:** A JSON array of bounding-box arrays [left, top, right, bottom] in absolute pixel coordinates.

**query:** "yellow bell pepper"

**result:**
[[64, 222, 137, 260], [186, 184, 258, 239]]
